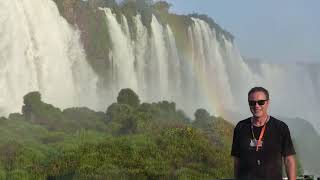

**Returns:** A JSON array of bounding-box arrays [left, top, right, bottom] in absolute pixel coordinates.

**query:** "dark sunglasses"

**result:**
[[248, 100, 268, 106]]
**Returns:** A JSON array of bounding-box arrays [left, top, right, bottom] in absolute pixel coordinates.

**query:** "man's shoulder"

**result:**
[[237, 117, 251, 124], [269, 116, 290, 132], [269, 116, 289, 127], [235, 118, 251, 130]]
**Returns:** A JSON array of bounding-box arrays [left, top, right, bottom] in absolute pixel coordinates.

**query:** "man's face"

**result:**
[[248, 91, 269, 118]]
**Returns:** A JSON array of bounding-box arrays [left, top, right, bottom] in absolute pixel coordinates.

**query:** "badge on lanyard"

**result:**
[[250, 116, 269, 152]]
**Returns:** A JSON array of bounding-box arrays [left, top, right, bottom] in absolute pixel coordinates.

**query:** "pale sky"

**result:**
[[164, 0, 320, 63]]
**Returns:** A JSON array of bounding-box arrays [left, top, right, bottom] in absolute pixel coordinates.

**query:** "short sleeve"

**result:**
[[281, 123, 296, 156], [231, 123, 241, 157]]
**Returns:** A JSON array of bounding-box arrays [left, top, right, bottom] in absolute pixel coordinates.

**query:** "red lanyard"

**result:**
[[251, 116, 269, 152]]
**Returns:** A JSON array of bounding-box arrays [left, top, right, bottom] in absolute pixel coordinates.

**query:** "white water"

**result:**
[[98, 8, 209, 114], [97, 8, 320, 174], [99, 8, 186, 106], [166, 25, 182, 102], [132, 14, 148, 100], [102, 9, 137, 92], [99, 8, 138, 103], [0, 0, 99, 115], [1, 1, 320, 175], [150, 15, 170, 100], [189, 18, 235, 111], [2, 2, 320, 134], [96, 8, 320, 134]]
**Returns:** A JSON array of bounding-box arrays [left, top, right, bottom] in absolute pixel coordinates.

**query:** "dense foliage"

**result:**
[[0, 89, 235, 179]]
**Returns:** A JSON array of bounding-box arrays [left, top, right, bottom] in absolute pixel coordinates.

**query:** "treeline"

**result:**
[[0, 89, 234, 179]]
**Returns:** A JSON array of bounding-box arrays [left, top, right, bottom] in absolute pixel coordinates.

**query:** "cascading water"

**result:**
[[98, 8, 210, 114], [0, 0, 99, 115], [133, 14, 148, 100], [2, 1, 320, 135], [96, 7, 320, 134], [150, 15, 170, 100], [188, 18, 235, 112], [165, 25, 182, 102], [99, 7, 320, 174], [98, 8, 186, 106], [3, 1, 320, 174], [99, 7, 138, 103]]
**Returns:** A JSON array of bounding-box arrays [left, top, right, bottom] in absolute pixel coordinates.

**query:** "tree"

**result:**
[[106, 103, 137, 134], [22, 92, 41, 107], [20, 92, 67, 131], [194, 108, 210, 122], [157, 101, 176, 113], [21, 92, 42, 121], [106, 103, 132, 122], [117, 88, 140, 108], [192, 108, 213, 129], [152, 1, 171, 13]]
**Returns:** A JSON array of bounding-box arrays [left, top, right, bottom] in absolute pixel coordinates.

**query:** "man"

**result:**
[[231, 87, 296, 180]]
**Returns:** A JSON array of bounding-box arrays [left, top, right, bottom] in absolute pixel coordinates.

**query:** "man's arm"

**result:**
[[233, 156, 240, 179], [284, 155, 296, 180]]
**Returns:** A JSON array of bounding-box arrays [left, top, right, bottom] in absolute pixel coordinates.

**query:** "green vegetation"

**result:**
[[0, 89, 235, 179]]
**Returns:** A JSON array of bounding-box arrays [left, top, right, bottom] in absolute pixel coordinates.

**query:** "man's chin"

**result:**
[[253, 113, 262, 118]]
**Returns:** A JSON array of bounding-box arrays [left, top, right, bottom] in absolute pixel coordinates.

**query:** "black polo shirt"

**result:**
[[231, 116, 295, 180]]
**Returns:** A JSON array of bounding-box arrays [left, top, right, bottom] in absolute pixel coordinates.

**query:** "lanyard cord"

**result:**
[[251, 116, 269, 152]]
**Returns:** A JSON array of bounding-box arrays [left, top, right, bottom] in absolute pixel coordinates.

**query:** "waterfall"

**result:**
[[166, 25, 182, 102], [150, 15, 170, 100], [0, 0, 99, 115], [2, 2, 320, 133], [133, 14, 148, 100], [98, 8, 183, 105], [96, 7, 320, 132], [189, 18, 235, 113], [98, 8, 207, 115], [99, 8, 138, 103], [2, 1, 319, 174]]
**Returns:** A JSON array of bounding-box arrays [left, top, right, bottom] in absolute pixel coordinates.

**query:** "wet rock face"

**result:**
[[62, 0, 76, 22], [53, 0, 112, 76], [53, 0, 74, 23]]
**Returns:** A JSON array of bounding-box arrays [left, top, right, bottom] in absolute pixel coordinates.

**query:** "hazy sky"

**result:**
[[164, 0, 320, 63]]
